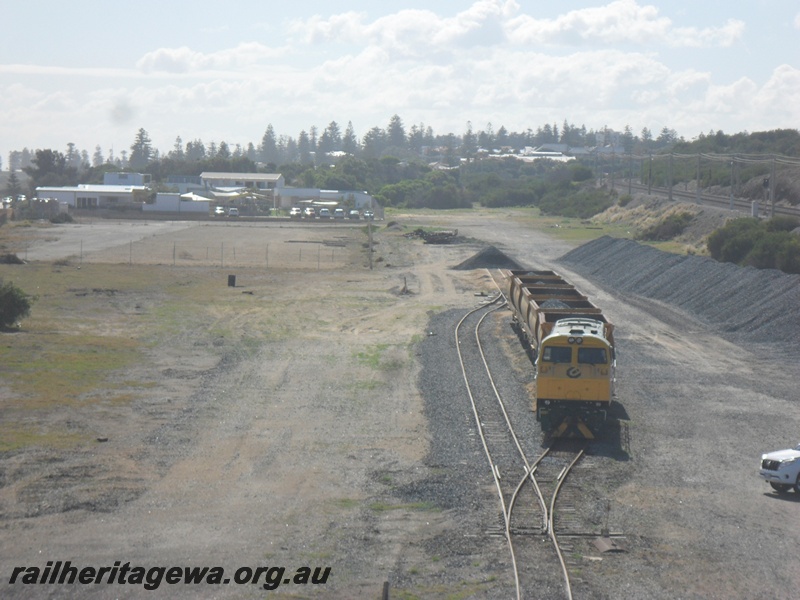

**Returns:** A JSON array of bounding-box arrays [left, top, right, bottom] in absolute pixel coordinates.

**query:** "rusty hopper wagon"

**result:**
[[502, 269, 616, 439]]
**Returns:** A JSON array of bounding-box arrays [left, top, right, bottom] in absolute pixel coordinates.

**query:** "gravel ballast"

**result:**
[[415, 230, 800, 599], [559, 236, 800, 354]]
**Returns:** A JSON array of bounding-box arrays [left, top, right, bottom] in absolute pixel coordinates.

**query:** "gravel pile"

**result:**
[[558, 236, 800, 354], [451, 245, 523, 270], [539, 298, 571, 309]]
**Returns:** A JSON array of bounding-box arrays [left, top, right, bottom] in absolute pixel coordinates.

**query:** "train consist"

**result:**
[[501, 269, 616, 439]]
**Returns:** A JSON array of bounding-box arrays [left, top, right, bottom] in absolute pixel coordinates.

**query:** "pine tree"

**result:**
[[129, 128, 153, 169]]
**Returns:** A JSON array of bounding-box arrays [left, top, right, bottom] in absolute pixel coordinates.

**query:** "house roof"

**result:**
[[36, 184, 148, 193], [200, 172, 282, 182]]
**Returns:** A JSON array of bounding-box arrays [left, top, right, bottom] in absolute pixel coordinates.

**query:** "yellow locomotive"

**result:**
[[502, 270, 615, 439]]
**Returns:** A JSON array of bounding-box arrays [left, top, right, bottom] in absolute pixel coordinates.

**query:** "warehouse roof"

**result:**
[[200, 172, 282, 182]]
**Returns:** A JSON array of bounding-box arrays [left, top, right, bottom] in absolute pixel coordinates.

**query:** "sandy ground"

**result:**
[[1, 212, 799, 599], [2, 216, 511, 599]]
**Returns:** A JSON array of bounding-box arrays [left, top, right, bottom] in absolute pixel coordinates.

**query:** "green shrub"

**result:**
[[765, 215, 800, 233], [637, 212, 694, 241], [707, 216, 800, 274], [720, 234, 758, 264], [538, 187, 615, 219], [49, 212, 74, 224], [617, 194, 633, 207], [776, 238, 800, 274], [0, 280, 34, 328], [742, 232, 800, 274], [569, 164, 594, 182], [707, 218, 760, 260]]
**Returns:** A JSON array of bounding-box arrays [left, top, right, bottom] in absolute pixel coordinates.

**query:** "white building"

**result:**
[[200, 172, 284, 191], [35, 184, 149, 208], [143, 193, 210, 214]]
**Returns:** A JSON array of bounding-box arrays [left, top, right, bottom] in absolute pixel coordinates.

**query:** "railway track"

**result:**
[[621, 180, 800, 219], [454, 286, 588, 599]]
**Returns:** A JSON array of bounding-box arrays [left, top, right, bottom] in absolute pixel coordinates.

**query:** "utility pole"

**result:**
[[668, 153, 673, 202], [696, 154, 702, 204], [729, 158, 735, 210], [610, 152, 615, 191], [627, 154, 632, 196], [770, 158, 776, 218]]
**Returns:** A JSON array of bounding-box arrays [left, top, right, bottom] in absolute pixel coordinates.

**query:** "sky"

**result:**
[[1, 0, 799, 163]]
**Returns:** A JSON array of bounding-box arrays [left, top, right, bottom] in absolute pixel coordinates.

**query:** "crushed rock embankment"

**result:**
[[558, 236, 800, 353]]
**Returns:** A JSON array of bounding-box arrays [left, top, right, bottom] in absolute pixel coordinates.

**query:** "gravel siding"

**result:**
[[559, 236, 800, 353]]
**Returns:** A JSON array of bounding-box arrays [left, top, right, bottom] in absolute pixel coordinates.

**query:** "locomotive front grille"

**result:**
[[761, 459, 781, 471]]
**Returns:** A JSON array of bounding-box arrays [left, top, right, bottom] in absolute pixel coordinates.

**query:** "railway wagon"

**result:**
[[501, 270, 616, 439]]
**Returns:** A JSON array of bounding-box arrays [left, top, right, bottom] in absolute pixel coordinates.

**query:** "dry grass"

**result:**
[[0, 261, 274, 450]]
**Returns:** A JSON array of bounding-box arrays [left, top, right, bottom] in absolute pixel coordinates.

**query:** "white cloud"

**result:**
[[669, 19, 744, 48], [136, 42, 287, 74], [703, 76, 759, 115], [286, 0, 745, 69], [292, 11, 369, 44], [0, 64, 133, 78], [751, 64, 800, 122], [291, 0, 517, 57], [505, 0, 743, 48], [657, 65, 800, 135], [136, 47, 200, 74], [429, 0, 515, 47], [665, 70, 712, 97]]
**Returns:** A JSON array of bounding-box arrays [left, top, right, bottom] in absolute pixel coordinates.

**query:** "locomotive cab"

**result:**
[[536, 318, 615, 438]]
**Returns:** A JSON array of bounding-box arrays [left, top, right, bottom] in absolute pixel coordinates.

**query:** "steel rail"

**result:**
[[547, 445, 586, 600], [478, 273, 552, 533], [455, 295, 523, 600], [459, 272, 587, 600], [624, 181, 800, 219], [475, 302, 551, 537], [483, 268, 585, 599]]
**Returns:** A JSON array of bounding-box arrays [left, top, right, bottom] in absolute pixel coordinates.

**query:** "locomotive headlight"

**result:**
[[568, 336, 575, 344], [576, 337, 583, 344]]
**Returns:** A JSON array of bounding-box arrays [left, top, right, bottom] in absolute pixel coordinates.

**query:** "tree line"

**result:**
[[9, 114, 693, 174]]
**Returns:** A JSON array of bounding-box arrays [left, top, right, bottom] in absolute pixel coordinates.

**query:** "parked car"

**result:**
[[363, 210, 374, 220], [759, 443, 800, 493], [228, 207, 239, 217], [348, 210, 361, 220], [318, 208, 331, 219], [289, 207, 303, 219], [303, 207, 316, 219], [214, 206, 226, 216], [333, 208, 345, 219]]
